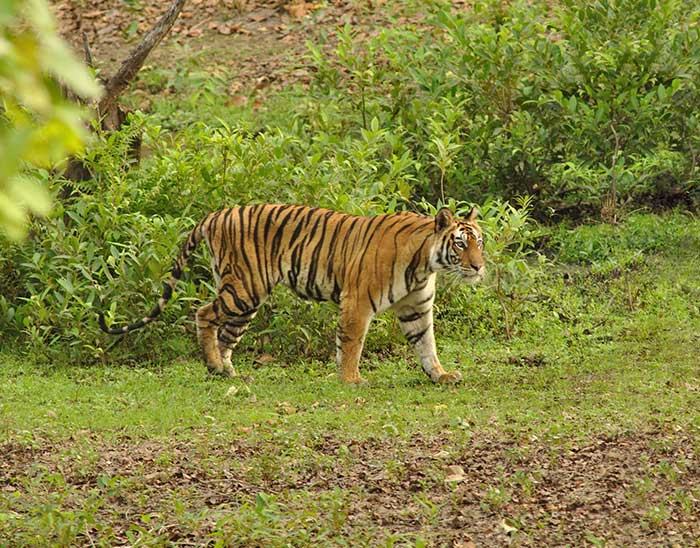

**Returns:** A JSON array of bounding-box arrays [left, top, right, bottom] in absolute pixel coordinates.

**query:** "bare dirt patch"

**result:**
[[52, 0, 405, 99], [2, 429, 699, 546]]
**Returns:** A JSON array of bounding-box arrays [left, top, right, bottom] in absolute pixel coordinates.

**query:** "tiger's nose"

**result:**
[[471, 263, 483, 272]]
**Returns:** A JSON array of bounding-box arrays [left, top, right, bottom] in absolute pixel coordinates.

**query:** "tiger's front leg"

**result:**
[[336, 300, 373, 384], [394, 282, 462, 384]]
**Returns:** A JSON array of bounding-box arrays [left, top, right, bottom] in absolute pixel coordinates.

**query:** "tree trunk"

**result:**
[[60, 0, 187, 197]]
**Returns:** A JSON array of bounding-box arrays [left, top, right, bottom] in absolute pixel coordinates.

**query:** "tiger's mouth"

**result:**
[[461, 271, 485, 284], [444, 266, 485, 284]]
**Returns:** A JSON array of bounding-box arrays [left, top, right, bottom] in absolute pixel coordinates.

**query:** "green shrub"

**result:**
[[550, 210, 698, 264], [0, 110, 540, 362], [301, 0, 700, 216], [0, 114, 426, 363], [1, 0, 100, 240], [420, 196, 543, 341]]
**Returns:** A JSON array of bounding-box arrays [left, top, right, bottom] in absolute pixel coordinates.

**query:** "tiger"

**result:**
[[99, 204, 486, 384]]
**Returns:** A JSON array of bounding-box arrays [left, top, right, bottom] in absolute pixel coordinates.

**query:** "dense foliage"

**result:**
[[303, 0, 700, 216], [2, 0, 698, 363]]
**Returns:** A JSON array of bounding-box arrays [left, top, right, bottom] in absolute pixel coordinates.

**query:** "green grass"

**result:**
[[2, 314, 698, 443], [5, 0, 700, 541]]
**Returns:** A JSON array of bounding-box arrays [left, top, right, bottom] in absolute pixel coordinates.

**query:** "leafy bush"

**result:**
[[419, 197, 543, 341], [0, 109, 542, 362], [477, 197, 544, 340], [0, 113, 419, 362], [302, 0, 700, 217], [549, 210, 699, 263]]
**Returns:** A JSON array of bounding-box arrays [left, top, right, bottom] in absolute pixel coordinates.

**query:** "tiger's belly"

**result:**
[[278, 259, 433, 315], [280, 265, 341, 304]]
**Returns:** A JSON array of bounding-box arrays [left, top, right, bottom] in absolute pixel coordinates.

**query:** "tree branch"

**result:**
[[98, 0, 186, 115], [82, 31, 95, 69]]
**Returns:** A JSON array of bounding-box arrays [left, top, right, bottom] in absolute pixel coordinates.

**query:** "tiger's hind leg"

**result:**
[[217, 309, 259, 376], [336, 299, 373, 385], [196, 289, 262, 377], [196, 301, 227, 375]]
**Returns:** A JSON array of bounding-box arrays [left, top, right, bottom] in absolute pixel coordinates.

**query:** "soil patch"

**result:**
[[52, 0, 406, 99], [2, 428, 699, 546]]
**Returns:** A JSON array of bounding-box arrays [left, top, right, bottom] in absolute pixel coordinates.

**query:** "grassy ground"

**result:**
[[2, 214, 700, 547]]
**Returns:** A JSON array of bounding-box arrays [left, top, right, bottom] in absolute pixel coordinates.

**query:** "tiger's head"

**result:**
[[431, 207, 485, 284]]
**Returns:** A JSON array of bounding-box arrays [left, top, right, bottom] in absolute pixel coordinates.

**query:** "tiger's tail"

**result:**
[[98, 218, 207, 335]]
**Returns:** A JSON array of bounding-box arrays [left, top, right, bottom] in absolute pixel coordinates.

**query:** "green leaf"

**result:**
[[11, 175, 51, 216], [57, 277, 75, 295], [657, 84, 667, 102], [0, 188, 27, 240], [1, 0, 99, 240]]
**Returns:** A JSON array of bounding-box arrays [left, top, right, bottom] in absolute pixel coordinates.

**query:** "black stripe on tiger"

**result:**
[[398, 309, 429, 323], [405, 326, 430, 345]]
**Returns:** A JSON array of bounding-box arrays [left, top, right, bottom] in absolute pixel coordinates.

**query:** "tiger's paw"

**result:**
[[436, 370, 462, 384], [223, 365, 238, 378], [207, 364, 237, 378], [341, 375, 368, 386], [221, 359, 237, 378]]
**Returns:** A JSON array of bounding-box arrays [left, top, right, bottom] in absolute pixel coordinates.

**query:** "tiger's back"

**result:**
[[203, 205, 434, 307], [100, 204, 485, 384]]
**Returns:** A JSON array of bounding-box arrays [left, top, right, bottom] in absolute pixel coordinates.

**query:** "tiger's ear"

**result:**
[[466, 207, 478, 222], [435, 207, 454, 231]]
